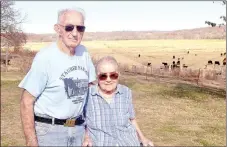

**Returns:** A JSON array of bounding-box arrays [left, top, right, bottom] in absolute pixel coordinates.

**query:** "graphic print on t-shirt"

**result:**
[[59, 65, 89, 104], [63, 77, 88, 98]]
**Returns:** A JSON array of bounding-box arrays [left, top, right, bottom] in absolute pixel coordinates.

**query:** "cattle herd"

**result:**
[[138, 51, 226, 70]]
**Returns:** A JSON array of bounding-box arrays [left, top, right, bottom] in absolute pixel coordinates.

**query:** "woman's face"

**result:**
[[97, 62, 119, 92]]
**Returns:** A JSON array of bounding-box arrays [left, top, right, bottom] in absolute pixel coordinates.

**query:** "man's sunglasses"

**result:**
[[59, 24, 85, 32], [98, 72, 119, 81]]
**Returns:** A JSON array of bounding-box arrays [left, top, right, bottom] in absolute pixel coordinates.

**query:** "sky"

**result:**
[[14, 1, 226, 34]]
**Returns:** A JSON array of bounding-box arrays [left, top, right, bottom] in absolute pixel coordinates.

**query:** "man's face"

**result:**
[[97, 62, 119, 92], [57, 11, 85, 50]]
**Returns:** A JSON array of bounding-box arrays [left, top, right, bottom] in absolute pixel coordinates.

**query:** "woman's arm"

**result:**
[[130, 118, 154, 146]]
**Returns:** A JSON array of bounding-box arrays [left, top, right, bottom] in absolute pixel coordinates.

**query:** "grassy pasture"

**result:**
[[21, 39, 226, 69], [1, 72, 226, 146]]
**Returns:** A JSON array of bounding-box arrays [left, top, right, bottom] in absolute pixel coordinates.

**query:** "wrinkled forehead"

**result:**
[[59, 10, 84, 25], [97, 62, 118, 74]]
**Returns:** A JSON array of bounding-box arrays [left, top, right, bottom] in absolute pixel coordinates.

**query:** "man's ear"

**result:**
[[54, 24, 60, 34]]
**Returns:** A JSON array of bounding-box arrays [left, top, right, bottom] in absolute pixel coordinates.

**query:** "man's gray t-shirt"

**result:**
[[18, 42, 96, 119]]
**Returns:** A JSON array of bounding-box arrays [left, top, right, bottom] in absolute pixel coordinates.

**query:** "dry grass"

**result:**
[[120, 74, 226, 146], [1, 72, 226, 146], [19, 40, 226, 70], [1, 80, 25, 146]]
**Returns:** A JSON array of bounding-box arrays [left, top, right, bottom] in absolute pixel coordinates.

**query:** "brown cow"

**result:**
[[223, 58, 226, 65]]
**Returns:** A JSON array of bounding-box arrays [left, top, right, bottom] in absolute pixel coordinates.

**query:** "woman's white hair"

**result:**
[[57, 7, 86, 23], [96, 56, 119, 74]]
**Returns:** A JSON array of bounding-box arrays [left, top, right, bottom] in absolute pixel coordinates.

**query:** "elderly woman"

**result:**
[[83, 56, 154, 146]]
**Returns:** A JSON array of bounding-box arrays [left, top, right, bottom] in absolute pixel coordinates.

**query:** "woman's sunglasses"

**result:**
[[59, 24, 85, 32], [98, 72, 119, 81]]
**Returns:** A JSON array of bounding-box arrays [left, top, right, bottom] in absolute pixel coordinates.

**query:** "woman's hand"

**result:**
[[140, 137, 154, 146]]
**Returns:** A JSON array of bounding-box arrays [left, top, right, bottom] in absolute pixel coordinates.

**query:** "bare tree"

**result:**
[[1, 0, 27, 52], [205, 1, 226, 27]]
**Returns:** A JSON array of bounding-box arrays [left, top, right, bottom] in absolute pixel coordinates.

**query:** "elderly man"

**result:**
[[19, 8, 96, 146], [83, 56, 154, 146]]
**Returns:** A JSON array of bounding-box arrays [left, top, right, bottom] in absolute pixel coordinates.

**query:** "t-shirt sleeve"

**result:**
[[128, 89, 136, 119], [87, 54, 96, 83], [18, 53, 48, 98]]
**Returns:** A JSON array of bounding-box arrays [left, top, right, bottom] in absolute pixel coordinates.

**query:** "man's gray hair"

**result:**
[[96, 56, 119, 74], [57, 7, 86, 23]]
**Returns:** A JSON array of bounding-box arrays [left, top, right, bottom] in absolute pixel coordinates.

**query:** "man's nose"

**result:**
[[71, 26, 78, 36]]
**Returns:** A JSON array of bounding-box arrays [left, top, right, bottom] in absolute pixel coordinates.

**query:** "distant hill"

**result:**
[[26, 26, 226, 42]]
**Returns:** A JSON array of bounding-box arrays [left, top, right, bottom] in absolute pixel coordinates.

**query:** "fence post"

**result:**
[[146, 63, 151, 80], [5, 43, 9, 72], [197, 68, 201, 86]]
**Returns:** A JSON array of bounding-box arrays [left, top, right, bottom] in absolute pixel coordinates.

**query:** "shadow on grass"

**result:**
[[120, 78, 226, 101], [163, 83, 226, 101]]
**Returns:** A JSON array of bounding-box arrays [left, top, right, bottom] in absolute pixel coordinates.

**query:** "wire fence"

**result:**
[[1, 52, 225, 90], [92, 57, 226, 90]]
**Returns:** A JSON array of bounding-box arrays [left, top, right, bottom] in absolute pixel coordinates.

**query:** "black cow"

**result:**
[[221, 53, 223, 56], [183, 64, 188, 68], [177, 61, 180, 65], [147, 63, 151, 66], [173, 55, 175, 59], [214, 61, 220, 65], [172, 61, 175, 65], [223, 58, 226, 65], [208, 60, 213, 64], [138, 54, 140, 57], [162, 62, 168, 66]]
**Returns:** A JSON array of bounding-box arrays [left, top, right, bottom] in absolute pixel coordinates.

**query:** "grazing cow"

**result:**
[[162, 62, 168, 66], [214, 61, 220, 65], [183, 64, 188, 68], [208, 60, 213, 65], [173, 55, 175, 59], [171, 64, 180, 69], [177, 61, 180, 65], [138, 54, 140, 57], [147, 63, 151, 66], [223, 58, 226, 65]]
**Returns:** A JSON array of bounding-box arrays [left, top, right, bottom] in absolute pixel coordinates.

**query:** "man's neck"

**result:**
[[57, 39, 75, 56]]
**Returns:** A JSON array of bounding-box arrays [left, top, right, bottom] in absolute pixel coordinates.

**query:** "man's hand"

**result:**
[[82, 126, 92, 147], [82, 136, 92, 147], [141, 137, 154, 146], [26, 136, 38, 147]]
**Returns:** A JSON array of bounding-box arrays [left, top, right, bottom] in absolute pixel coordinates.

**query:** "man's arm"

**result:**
[[130, 118, 154, 146], [20, 89, 38, 147]]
